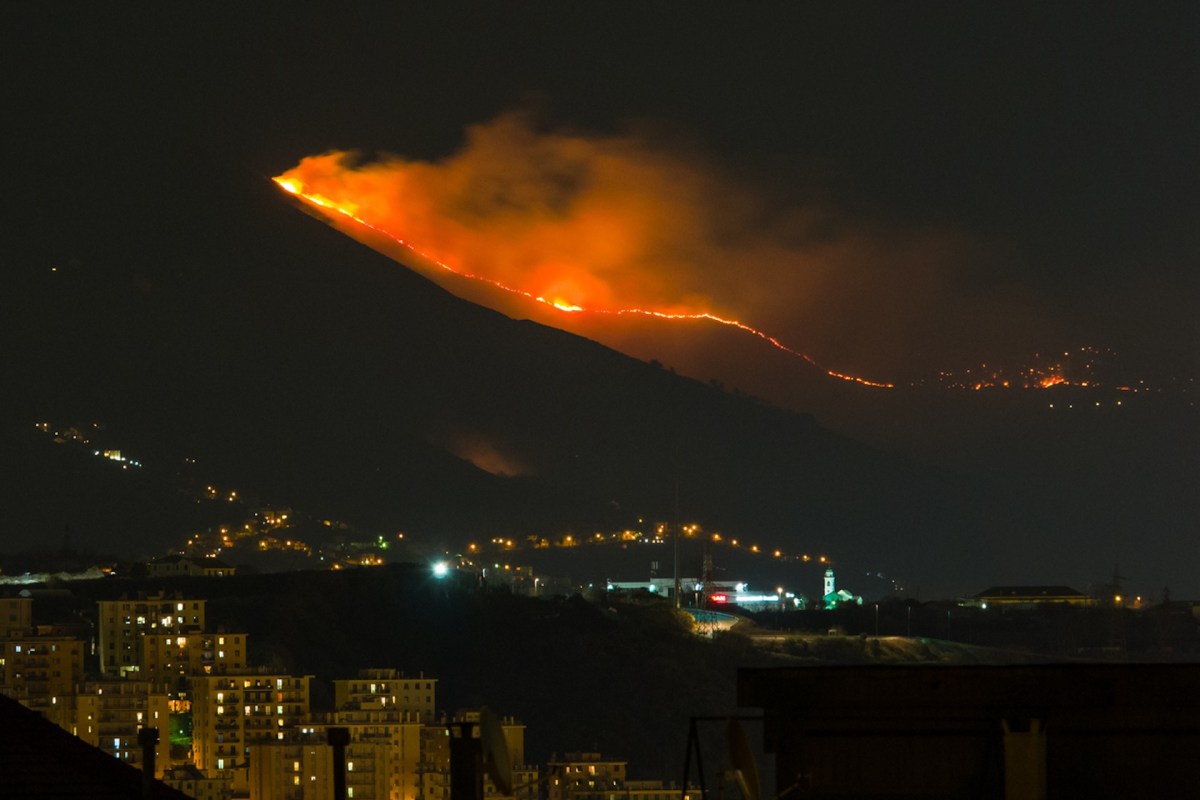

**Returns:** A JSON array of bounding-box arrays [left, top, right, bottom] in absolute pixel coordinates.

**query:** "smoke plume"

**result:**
[[275, 113, 1027, 385]]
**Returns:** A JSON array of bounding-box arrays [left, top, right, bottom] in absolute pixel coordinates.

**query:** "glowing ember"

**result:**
[[270, 173, 894, 389]]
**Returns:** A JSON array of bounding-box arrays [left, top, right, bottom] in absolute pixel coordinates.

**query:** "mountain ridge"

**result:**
[[1, 158, 983, 591]]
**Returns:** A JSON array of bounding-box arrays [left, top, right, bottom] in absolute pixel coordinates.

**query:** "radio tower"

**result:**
[[673, 480, 681, 608], [701, 542, 715, 601]]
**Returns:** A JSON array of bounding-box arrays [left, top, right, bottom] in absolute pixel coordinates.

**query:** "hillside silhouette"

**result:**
[[3, 156, 994, 592]]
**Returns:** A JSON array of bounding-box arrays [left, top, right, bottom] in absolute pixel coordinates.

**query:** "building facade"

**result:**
[[139, 631, 249, 690], [334, 669, 438, 724], [147, 556, 236, 579], [0, 636, 85, 711], [0, 596, 33, 637], [191, 673, 312, 771], [162, 765, 235, 800], [547, 753, 627, 800], [72, 678, 171, 778], [98, 594, 207, 676]]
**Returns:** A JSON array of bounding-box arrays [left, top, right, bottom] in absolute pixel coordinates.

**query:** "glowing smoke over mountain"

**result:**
[[274, 113, 1018, 390]]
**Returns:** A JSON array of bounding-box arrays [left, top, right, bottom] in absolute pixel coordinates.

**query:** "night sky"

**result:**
[[9, 4, 1197, 378], [4, 4, 1198, 593]]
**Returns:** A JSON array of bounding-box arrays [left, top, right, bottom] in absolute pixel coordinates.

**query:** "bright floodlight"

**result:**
[[432, 562, 450, 578]]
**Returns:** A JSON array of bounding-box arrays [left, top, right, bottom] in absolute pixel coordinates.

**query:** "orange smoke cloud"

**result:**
[[273, 113, 995, 387], [444, 432, 528, 477]]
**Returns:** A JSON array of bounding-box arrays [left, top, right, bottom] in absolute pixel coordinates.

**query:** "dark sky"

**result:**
[[8, 3, 1197, 379]]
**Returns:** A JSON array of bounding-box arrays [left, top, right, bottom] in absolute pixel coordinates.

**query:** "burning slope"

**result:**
[[269, 115, 992, 389], [273, 170, 890, 388]]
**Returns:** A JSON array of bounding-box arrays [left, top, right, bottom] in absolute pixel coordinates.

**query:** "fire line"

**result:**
[[272, 175, 894, 389]]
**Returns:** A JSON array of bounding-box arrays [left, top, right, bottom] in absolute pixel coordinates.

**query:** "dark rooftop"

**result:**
[[973, 586, 1089, 598], [0, 693, 190, 799]]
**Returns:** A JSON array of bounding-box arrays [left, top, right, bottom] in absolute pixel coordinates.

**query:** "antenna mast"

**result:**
[[674, 480, 681, 609]]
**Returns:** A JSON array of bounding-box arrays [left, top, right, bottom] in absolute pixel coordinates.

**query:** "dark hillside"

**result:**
[[2, 155, 991, 592]]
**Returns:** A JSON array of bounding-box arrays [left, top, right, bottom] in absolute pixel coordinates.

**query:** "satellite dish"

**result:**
[[726, 718, 761, 800], [480, 706, 514, 796]]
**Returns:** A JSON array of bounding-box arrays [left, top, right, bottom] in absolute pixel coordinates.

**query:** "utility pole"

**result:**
[[673, 480, 681, 609]]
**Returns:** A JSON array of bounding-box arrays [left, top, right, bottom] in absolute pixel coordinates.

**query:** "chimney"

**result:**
[[449, 720, 483, 800], [328, 726, 351, 800], [138, 727, 159, 800]]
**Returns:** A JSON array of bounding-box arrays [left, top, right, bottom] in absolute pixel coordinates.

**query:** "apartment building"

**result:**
[[333, 669, 437, 724], [139, 631, 249, 690], [190, 673, 312, 771], [422, 711, 537, 800], [547, 753, 627, 800], [0, 636, 85, 711], [72, 678, 171, 778], [162, 764, 235, 800], [0, 596, 33, 637], [313, 712, 423, 800], [98, 594, 206, 676]]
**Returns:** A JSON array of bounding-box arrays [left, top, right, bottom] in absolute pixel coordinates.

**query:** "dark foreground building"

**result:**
[[739, 664, 1200, 799], [0, 692, 189, 799]]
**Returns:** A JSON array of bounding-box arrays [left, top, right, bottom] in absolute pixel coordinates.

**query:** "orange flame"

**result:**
[[271, 118, 900, 391], [270, 172, 895, 389]]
